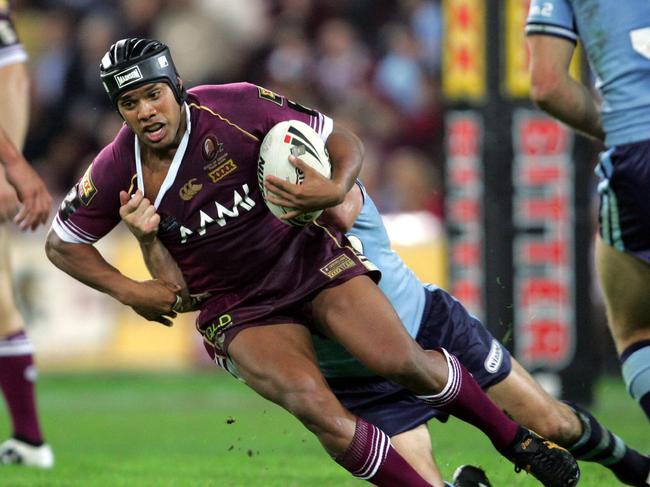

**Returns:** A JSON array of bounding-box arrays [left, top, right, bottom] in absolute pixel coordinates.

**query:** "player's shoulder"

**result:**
[[188, 83, 260, 104], [91, 124, 135, 179]]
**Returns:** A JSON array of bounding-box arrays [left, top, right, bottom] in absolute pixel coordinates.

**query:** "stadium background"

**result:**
[[4, 1, 645, 485]]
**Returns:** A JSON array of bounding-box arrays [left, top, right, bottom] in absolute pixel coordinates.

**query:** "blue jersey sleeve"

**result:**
[[526, 0, 578, 44]]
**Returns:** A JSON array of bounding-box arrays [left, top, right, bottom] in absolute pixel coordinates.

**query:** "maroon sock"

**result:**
[[0, 331, 43, 445], [335, 418, 432, 486], [417, 348, 518, 451]]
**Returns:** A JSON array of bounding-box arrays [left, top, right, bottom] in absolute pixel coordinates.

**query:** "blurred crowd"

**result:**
[[14, 0, 444, 218]]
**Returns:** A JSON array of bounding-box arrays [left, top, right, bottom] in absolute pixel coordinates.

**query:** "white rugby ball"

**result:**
[[257, 120, 332, 226]]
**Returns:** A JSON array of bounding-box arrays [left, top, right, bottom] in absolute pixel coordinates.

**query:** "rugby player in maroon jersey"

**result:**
[[46, 38, 579, 487], [0, 0, 53, 468]]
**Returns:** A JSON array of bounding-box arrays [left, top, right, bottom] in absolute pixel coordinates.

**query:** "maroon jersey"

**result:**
[[0, 1, 27, 68], [53, 83, 374, 350]]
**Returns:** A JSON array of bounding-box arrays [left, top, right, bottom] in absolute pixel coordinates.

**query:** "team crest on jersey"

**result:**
[[202, 135, 223, 162], [202, 135, 237, 183], [257, 86, 283, 106], [78, 164, 98, 206], [320, 254, 355, 279], [179, 178, 203, 201], [208, 159, 237, 183]]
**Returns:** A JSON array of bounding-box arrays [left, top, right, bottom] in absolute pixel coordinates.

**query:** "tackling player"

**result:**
[[526, 0, 650, 425], [316, 182, 649, 487], [0, 0, 53, 468], [46, 38, 579, 486]]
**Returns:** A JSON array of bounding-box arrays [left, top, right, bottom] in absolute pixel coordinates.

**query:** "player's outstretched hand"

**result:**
[[264, 155, 344, 221], [119, 190, 159, 244], [128, 279, 182, 327], [0, 169, 20, 224], [5, 161, 52, 231]]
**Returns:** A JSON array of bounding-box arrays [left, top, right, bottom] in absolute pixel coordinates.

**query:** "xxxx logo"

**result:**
[[179, 178, 203, 201]]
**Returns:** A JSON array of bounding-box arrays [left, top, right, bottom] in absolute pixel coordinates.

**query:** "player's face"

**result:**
[[117, 82, 183, 149]]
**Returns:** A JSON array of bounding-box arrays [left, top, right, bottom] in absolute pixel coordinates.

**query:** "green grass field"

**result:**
[[1, 372, 647, 486]]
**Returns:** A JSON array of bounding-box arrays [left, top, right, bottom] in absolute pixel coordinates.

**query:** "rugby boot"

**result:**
[[452, 464, 493, 487], [0, 438, 54, 468], [501, 427, 580, 487]]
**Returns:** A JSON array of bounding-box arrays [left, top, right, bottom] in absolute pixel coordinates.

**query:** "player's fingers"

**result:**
[[142, 204, 158, 221], [126, 190, 144, 210], [265, 189, 296, 208], [264, 179, 300, 203], [288, 155, 311, 172], [154, 316, 173, 327], [119, 190, 130, 206], [264, 175, 298, 195], [280, 209, 304, 220]]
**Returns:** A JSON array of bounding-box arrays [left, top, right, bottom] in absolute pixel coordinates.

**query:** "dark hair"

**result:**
[[99, 38, 186, 107]]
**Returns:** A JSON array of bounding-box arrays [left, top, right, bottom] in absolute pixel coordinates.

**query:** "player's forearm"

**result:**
[[325, 127, 364, 204], [139, 238, 189, 297], [531, 72, 605, 141], [45, 230, 139, 304], [0, 126, 29, 168]]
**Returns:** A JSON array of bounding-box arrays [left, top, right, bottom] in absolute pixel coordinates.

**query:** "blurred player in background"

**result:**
[[46, 38, 579, 486], [0, 0, 53, 469], [526, 0, 650, 426]]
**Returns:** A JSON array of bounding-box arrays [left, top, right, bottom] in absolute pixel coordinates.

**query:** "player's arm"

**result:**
[[119, 190, 193, 310], [0, 125, 51, 230], [321, 183, 364, 233], [45, 230, 181, 326], [264, 125, 364, 219], [527, 35, 605, 141]]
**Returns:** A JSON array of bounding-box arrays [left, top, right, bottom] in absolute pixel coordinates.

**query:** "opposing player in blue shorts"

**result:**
[[526, 0, 650, 426], [51, 37, 580, 486], [314, 182, 650, 487]]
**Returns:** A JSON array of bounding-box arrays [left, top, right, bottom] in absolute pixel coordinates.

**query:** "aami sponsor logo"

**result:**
[[115, 66, 143, 88], [179, 184, 255, 243], [484, 339, 503, 374]]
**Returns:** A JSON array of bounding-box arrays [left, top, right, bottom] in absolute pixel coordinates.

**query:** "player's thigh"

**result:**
[[227, 323, 356, 449], [391, 424, 445, 487], [0, 62, 29, 147], [311, 275, 446, 388], [486, 359, 580, 443], [596, 237, 650, 350]]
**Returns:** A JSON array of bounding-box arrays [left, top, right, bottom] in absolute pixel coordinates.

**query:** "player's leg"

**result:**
[[0, 62, 30, 148], [226, 323, 432, 486], [0, 63, 50, 464], [391, 424, 446, 487], [311, 276, 580, 487], [488, 359, 650, 486], [0, 228, 51, 465], [313, 276, 520, 448], [596, 237, 650, 422]]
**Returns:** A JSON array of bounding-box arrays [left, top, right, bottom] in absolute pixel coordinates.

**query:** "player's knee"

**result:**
[[622, 342, 650, 405], [531, 406, 579, 444]]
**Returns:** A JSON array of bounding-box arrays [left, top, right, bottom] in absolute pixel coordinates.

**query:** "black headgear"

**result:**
[[99, 38, 186, 107]]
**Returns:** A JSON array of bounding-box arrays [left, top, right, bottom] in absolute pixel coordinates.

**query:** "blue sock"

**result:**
[[621, 339, 650, 421], [565, 401, 650, 486]]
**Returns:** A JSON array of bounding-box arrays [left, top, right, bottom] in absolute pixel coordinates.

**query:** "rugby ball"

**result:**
[[257, 120, 332, 226]]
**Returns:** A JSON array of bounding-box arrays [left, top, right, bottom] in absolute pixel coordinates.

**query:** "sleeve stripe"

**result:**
[[51, 215, 97, 244], [0, 45, 28, 69], [525, 23, 578, 42], [68, 219, 100, 241], [320, 115, 333, 142]]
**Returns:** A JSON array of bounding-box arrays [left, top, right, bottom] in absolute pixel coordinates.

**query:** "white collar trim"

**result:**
[[134, 102, 191, 208]]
